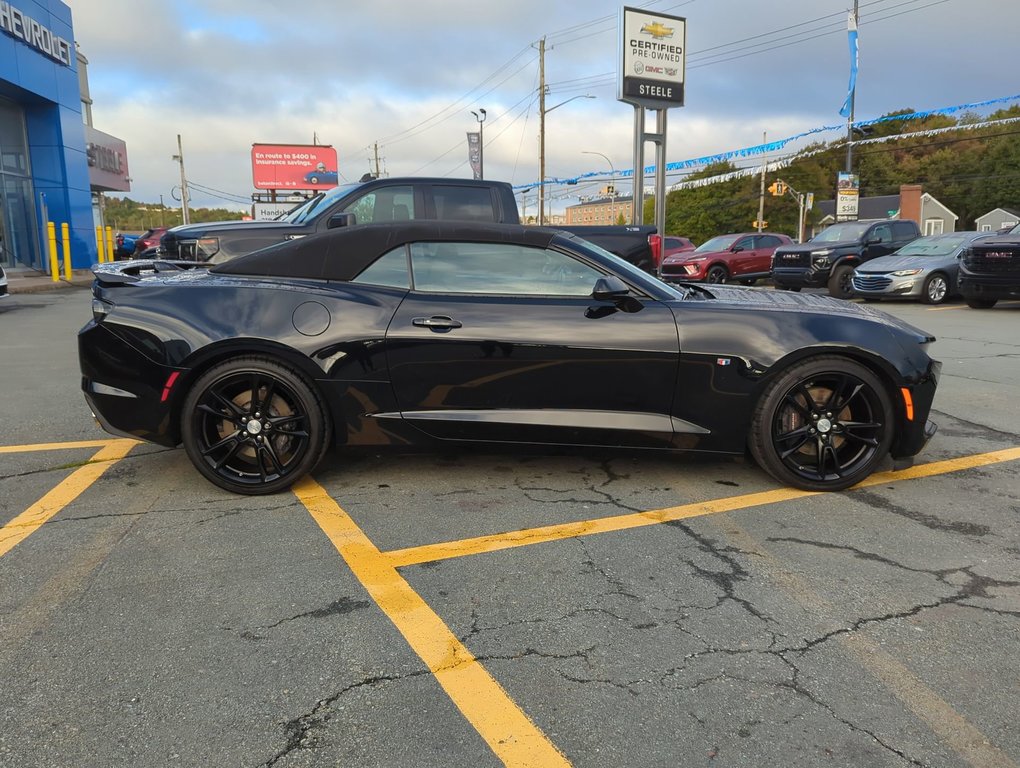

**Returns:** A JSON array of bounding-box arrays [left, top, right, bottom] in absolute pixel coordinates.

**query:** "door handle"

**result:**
[[412, 316, 463, 330]]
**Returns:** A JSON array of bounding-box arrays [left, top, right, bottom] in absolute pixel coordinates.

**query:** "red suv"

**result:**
[[132, 227, 168, 256], [660, 232, 793, 284]]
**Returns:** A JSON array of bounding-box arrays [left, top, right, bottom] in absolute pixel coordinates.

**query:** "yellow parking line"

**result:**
[[0, 439, 136, 558], [0, 439, 128, 454], [926, 304, 968, 311], [293, 477, 570, 768], [383, 447, 1020, 568]]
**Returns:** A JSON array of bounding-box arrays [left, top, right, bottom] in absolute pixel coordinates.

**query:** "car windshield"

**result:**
[[895, 235, 971, 257], [695, 235, 740, 253], [280, 183, 363, 224], [812, 222, 872, 242]]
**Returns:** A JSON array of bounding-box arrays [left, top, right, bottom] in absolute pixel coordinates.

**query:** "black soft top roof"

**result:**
[[210, 222, 564, 282]]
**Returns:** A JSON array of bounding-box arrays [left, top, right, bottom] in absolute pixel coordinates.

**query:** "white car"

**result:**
[[0, 263, 8, 298]]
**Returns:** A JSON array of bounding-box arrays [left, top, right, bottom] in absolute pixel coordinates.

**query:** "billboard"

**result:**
[[618, 6, 686, 108], [251, 144, 339, 190]]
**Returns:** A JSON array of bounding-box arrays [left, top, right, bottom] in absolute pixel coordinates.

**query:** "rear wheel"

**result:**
[[827, 264, 855, 299], [749, 356, 894, 492], [706, 265, 729, 284], [182, 356, 331, 495], [921, 273, 950, 305], [965, 296, 997, 309]]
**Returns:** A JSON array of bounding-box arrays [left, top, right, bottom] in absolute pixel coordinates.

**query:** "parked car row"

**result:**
[[657, 221, 1015, 308]]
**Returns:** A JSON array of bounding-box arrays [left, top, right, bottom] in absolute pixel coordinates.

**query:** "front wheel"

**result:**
[[749, 356, 894, 492], [706, 265, 729, 284], [827, 264, 855, 299], [965, 296, 998, 309], [181, 356, 331, 495], [921, 273, 950, 305]]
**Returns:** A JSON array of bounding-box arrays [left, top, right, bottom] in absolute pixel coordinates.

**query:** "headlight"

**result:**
[[892, 269, 922, 276], [197, 237, 220, 259], [809, 249, 834, 257], [685, 256, 706, 262], [812, 256, 830, 268]]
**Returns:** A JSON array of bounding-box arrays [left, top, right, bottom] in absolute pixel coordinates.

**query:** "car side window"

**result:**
[[870, 224, 892, 243], [409, 242, 603, 295], [759, 235, 779, 248], [431, 186, 496, 221], [735, 237, 754, 250], [352, 246, 410, 289], [342, 186, 415, 224], [893, 221, 918, 240]]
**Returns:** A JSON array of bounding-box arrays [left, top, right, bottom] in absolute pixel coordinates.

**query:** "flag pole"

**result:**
[[844, 0, 859, 173]]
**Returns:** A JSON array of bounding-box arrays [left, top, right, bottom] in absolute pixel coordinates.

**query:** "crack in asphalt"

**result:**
[[851, 489, 992, 536], [262, 670, 432, 767], [223, 597, 372, 641]]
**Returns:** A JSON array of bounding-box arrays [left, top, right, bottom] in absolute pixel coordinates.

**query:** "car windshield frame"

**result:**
[[280, 183, 363, 225], [811, 222, 872, 242], [694, 235, 740, 253]]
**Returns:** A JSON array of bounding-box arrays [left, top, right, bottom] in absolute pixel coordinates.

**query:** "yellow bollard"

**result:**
[[95, 226, 106, 264], [61, 222, 72, 281], [105, 226, 115, 263], [47, 222, 59, 282]]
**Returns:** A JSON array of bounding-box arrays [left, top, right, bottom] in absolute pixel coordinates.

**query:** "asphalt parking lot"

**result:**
[[1, 287, 1018, 767]]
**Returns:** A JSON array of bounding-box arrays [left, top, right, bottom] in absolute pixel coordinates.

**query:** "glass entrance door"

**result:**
[[1, 177, 40, 269]]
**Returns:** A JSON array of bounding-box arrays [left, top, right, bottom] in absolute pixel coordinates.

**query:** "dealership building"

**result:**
[[0, 0, 128, 273]]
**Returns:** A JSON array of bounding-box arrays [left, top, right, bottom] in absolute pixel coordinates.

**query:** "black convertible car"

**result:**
[[79, 222, 940, 495]]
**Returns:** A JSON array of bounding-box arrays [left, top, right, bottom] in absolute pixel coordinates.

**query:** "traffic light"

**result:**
[[768, 181, 787, 196], [752, 219, 767, 228]]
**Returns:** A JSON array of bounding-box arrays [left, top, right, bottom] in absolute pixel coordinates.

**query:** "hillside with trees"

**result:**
[[101, 197, 247, 232], [646, 105, 1020, 243]]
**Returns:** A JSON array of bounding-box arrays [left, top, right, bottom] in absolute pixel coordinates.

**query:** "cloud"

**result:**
[[66, 0, 1018, 211]]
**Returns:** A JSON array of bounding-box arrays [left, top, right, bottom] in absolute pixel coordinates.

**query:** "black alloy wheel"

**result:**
[[827, 264, 855, 299], [922, 273, 950, 305], [706, 265, 729, 284], [181, 357, 331, 495], [749, 356, 894, 492]]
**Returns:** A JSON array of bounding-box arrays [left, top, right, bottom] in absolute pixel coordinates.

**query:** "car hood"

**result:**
[[774, 240, 860, 253], [167, 220, 300, 237], [856, 254, 950, 273], [690, 284, 934, 339]]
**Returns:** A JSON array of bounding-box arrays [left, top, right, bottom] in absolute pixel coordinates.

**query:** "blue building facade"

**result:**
[[0, 0, 96, 271]]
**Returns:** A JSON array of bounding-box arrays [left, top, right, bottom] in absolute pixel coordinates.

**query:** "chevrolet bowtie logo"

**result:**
[[640, 22, 674, 39]]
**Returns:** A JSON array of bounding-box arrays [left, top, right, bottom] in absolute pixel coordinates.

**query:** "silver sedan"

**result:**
[[851, 231, 985, 305]]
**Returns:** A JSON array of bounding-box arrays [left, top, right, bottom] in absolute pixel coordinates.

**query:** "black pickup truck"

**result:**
[[159, 177, 657, 271], [958, 229, 1020, 308], [771, 219, 921, 299]]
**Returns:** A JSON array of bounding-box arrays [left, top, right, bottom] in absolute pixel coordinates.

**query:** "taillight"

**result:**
[[649, 234, 662, 269]]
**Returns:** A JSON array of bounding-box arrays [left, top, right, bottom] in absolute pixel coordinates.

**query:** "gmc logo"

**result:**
[[983, 252, 1014, 259]]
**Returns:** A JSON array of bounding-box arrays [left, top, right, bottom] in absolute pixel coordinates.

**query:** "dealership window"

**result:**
[[409, 242, 602, 295], [0, 97, 40, 270]]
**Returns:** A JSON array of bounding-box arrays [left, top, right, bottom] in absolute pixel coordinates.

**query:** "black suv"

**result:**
[[958, 228, 1020, 308], [772, 219, 921, 299]]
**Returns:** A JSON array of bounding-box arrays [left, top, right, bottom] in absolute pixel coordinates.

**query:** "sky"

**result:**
[[66, 0, 1020, 214]]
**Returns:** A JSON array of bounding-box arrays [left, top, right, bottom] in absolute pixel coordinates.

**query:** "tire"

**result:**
[[827, 264, 855, 299], [181, 356, 331, 495], [965, 296, 998, 309], [309, 175, 320, 185], [749, 356, 894, 492], [920, 273, 950, 305], [706, 265, 729, 284]]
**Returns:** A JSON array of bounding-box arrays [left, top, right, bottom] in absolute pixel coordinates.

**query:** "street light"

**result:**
[[539, 94, 594, 224], [471, 108, 486, 180], [582, 150, 616, 225]]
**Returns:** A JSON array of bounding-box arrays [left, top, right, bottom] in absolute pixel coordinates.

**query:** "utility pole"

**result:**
[[173, 134, 190, 225], [537, 36, 546, 225], [845, 0, 859, 173], [373, 143, 382, 177], [757, 131, 766, 232], [159, 194, 165, 226]]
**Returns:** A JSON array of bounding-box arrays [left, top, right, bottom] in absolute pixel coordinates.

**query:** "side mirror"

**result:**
[[865, 236, 881, 245], [732, 246, 744, 253], [327, 212, 357, 230], [592, 275, 630, 302]]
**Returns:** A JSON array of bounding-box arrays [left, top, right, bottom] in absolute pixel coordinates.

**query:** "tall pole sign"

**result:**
[[618, 7, 686, 236]]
